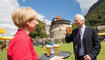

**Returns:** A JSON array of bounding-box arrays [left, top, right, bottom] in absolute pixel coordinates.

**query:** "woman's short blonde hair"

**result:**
[[12, 7, 38, 28]]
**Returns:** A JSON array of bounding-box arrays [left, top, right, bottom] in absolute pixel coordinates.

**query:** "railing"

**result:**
[[98, 33, 105, 36], [0, 36, 13, 40]]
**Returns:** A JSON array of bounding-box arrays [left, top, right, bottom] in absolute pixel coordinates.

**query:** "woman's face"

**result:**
[[27, 19, 39, 32]]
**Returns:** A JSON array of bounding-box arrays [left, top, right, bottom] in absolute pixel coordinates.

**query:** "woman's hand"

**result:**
[[49, 56, 64, 60]]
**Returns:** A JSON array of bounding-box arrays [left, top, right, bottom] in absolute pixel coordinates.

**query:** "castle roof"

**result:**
[[51, 15, 70, 26], [54, 15, 65, 20]]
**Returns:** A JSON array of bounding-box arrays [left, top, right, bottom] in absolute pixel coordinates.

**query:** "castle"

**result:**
[[45, 15, 71, 39]]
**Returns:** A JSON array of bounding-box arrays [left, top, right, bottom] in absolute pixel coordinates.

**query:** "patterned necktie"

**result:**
[[77, 30, 81, 55]]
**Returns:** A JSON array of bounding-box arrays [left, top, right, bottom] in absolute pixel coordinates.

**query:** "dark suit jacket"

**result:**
[[65, 26, 101, 60]]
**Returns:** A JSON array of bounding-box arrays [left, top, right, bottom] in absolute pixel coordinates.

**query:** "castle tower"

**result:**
[[50, 15, 71, 39]]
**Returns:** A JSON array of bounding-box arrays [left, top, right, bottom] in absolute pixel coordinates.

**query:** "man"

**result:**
[[65, 14, 101, 60]]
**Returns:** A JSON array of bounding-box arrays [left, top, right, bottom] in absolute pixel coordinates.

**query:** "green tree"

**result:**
[[72, 23, 77, 30], [85, 0, 105, 27], [30, 20, 48, 38]]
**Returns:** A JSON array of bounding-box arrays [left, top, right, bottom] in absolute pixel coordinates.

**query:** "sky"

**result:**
[[18, 0, 81, 24], [0, 0, 98, 36]]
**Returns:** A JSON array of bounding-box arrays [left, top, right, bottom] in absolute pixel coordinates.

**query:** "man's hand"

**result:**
[[83, 55, 91, 60]]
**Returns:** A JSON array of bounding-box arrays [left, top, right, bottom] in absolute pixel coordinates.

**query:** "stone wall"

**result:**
[[51, 24, 71, 39]]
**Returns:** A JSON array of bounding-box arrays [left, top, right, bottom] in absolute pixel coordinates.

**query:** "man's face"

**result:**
[[74, 17, 83, 28]]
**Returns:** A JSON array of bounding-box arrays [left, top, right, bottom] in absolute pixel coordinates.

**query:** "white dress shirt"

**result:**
[[79, 24, 86, 56]]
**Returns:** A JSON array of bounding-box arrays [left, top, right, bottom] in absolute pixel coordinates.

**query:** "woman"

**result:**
[[7, 7, 39, 60], [7, 7, 64, 60]]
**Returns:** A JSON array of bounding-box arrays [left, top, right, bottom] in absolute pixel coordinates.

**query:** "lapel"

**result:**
[[74, 28, 79, 46]]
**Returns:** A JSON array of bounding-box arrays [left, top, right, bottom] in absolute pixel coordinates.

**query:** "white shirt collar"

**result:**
[[80, 24, 86, 34]]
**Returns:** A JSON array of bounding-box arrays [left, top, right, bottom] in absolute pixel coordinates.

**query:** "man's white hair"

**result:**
[[75, 14, 85, 21]]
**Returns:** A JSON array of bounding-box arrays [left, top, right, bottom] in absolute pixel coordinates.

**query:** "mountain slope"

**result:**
[[85, 0, 105, 27]]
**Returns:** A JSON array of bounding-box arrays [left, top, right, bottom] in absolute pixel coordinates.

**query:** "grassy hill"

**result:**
[[85, 0, 105, 27]]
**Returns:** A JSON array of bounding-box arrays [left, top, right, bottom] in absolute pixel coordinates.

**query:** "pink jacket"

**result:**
[[7, 29, 38, 60]]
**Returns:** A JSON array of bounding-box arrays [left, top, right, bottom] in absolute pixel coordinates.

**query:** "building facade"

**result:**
[[50, 15, 71, 39]]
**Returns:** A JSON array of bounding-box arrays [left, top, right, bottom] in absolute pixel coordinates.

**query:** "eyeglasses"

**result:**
[[28, 18, 38, 22], [74, 20, 78, 22]]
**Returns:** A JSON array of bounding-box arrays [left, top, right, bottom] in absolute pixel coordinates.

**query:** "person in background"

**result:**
[[7, 7, 39, 60], [65, 14, 101, 60]]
